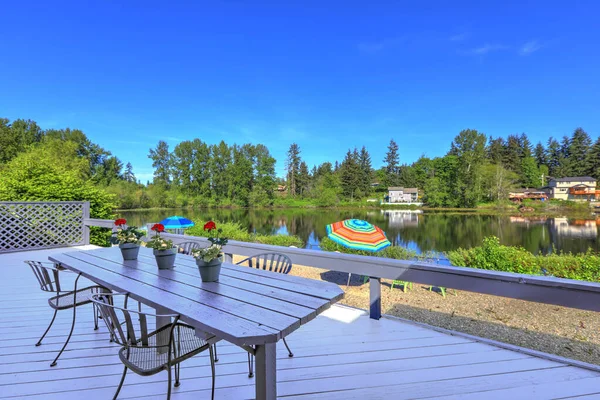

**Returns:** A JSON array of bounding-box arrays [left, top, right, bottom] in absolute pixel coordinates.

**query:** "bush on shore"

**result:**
[[447, 236, 600, 282], [185, 219, 304, 248]]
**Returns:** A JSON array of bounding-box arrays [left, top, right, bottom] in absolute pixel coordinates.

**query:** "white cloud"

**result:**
[[520, 40, 543, 55], [450, 32, 469, 42], [464, 43, 508, 55], [357, 37, 405, 54]]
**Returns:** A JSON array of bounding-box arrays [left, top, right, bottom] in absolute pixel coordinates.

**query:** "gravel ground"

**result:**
[[244, 257, 600, 366]]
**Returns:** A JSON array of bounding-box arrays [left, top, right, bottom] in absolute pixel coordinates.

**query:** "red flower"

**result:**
[[115, 218, 127, 226], [204, 221, 217, 231], [151, 223, 165, 232]]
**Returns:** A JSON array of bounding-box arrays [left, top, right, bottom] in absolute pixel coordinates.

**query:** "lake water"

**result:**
[[119, 208, 600, 255]]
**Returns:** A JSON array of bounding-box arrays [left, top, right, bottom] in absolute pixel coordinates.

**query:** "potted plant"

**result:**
[[192, 221, 228, 282], [111, 218, 145, 260], [146, 223, 177, 269]]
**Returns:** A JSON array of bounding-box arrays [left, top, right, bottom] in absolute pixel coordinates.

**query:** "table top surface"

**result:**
[[49, 246, 344, 346]]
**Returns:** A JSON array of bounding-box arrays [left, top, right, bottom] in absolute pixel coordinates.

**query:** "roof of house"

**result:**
[[388, 187, 418, 193], [550, 176, 596, 182]]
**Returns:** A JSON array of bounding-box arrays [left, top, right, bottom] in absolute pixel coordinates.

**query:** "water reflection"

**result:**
[[119, 209, 599, 255]]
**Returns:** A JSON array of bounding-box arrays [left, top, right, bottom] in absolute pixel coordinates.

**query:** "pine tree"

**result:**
[[546, 137, 562, 177], [358, 146, 372, 195], [297, 161, 310, 197], [518, 133, 533, 158], [340, 149, 361, 199], [383, 139, 399, 186], [558, 135, 573, 176], [487, 137, 505, 164], [123, 162, 136, 183], [534, 142, 546, 167], [285, 143, 301, 196], [568, 128, 592, 176], [586, 136, 600, 180], [503, 134, 522, 173]]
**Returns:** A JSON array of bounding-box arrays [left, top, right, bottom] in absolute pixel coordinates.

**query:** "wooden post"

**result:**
[[82, 202, 90, 245], [370, 277, 381, 320], [254, 342, 277, 400]]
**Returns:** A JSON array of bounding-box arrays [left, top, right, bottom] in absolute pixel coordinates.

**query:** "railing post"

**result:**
[[369, 277, 381, 320], [82, 201, 90, 245]]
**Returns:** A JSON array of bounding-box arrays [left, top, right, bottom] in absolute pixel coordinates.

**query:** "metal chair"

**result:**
[[91, 293, 219, 400], [176, 241, 201, 255], [232, 252, 294, 377], [25, 260, 109, 367]]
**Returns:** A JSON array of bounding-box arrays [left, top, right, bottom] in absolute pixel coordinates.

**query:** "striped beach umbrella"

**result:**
[[159, 216, 195, 230], [326, 219, 391, 252]]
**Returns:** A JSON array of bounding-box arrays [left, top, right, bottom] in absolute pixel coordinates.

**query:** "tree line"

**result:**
[[284, 128, 600, 208], [1, 116, 599, 210]]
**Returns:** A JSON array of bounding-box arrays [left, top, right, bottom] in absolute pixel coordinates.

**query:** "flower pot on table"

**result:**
[[119, 243, 140, 260], [153, 248, 177, 269], [196, 256, 223, 282]]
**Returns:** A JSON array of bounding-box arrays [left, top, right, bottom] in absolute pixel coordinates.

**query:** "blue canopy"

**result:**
[[159, 216, 195, 230]]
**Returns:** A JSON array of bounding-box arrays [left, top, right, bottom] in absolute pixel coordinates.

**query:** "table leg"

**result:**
[[155, 305, 171, 354], [254, 342, 277, 400]]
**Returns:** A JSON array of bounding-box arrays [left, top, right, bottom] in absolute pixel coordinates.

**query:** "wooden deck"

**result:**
[[2, 247, 600, 399]]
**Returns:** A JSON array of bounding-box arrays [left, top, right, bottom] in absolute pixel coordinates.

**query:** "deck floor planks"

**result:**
[[1, 246, 599, 399]]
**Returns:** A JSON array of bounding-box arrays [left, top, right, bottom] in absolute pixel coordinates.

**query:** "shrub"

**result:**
[[186, 219, 304, 248], [447, 236, 600, 282]]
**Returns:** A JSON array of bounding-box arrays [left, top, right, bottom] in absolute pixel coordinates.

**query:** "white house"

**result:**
[[387, 187, 419, 203]]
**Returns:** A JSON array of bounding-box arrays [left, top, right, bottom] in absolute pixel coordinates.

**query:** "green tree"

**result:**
[[568, 128, 592, 176], [123, 162, 136, 183], [481, 163, 518, 201], [229, 144, 254, 205], [358, 146, 373, 195], [450, 129, 487, 207], [297, 161, 311, 197], [0, 139, 115, 245], [0, 118, 43, 164], [487, 137, 505, 164], [210, 141, 232, 199], [189, 139, 212, 198], [171, 140, 194, 193], [521, 156, 542, 188], [45, 128, 109, 176], [285, 143, 301, 196], [252, 144, 276, 205], [502, 134, 522, 173], [93, 156, 123, 186], [534, 142, 546, 167], [340, 149, 361, 199], [383, 139, 399, 186], [148, 140, 172, 186], [546, 137, 561, 177], [586, 136, 600, 179]]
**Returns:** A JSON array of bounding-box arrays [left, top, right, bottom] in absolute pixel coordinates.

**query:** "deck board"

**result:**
[[1, 246, 599, 399]]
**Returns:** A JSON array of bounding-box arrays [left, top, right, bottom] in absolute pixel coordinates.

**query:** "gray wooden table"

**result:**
[[49, 246, 344, 399]]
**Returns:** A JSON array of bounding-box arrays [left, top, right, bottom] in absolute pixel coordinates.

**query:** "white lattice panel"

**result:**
[[0, 202, 86, 253]]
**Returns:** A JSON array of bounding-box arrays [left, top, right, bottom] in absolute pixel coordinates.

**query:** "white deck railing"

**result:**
[[0, 201, 89, 253]]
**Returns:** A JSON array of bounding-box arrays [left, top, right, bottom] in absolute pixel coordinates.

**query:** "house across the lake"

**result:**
[[543, 176, 599, 201], [387, 187, 419, 203]]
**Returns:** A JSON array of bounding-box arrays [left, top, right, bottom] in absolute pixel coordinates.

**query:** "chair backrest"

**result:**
[[25, 261, 62, 292], [236, 252, 292, 274], [177, 241, 201, 255], [91, 293, 177, 347]]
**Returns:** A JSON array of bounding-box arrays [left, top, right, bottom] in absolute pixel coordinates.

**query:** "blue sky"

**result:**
[[1, 1, 599, 182]]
